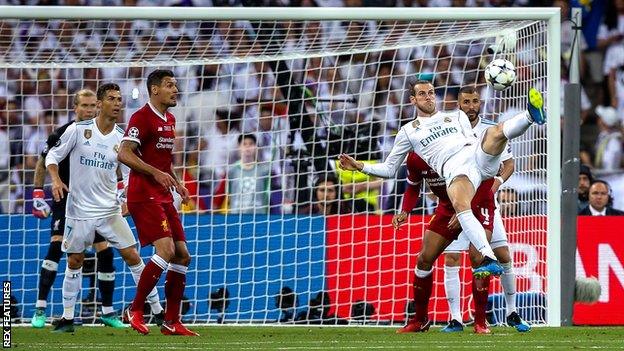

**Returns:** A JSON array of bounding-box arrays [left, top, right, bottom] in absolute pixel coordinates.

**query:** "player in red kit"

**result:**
[[117, 69, 198, 336], [392, 152, 495, 334]]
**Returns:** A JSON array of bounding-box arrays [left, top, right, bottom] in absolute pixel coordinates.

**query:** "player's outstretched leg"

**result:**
[[472, 274, 491, 334], [526, 87, 545, 125], [32, 240, 63, 328]]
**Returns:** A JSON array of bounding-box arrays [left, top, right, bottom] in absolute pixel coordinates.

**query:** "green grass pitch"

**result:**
[[9, 326, 624, 350]]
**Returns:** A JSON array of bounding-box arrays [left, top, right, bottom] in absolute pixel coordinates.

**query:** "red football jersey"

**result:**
[[405, 152, 494, 211], [123, 103, 176, 203]]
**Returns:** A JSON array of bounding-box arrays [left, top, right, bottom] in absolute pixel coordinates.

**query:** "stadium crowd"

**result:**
[[0, 0, 623, 215]]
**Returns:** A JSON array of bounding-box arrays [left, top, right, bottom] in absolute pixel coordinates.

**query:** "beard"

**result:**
[[418, 102, 435, 114]]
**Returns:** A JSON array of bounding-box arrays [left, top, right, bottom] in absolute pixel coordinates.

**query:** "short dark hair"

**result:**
[[146, 69, 175, 96], [409, 79, 434, 96], [315, 174, 338, 188], [96, 83, 120, 100], [237, 133, 257, 145], [458, 85, 479, 97], [579, 164, 594, 182]]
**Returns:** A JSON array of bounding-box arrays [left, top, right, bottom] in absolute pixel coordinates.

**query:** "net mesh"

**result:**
[[0, 17, 549, 325]]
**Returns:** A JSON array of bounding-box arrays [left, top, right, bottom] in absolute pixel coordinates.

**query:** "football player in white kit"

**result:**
[[438, 86, 530, 333], [46, 83, 163, 333], [339, 80, 545, 280]]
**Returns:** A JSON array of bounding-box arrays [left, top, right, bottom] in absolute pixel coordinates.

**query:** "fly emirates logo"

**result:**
[[419, 124, 459, 147]]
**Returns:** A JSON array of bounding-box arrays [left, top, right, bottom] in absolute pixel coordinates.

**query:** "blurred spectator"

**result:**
[[256, 104, 289, 173], [498, 188, 519, 217], [594, 106, 623, 170], [199, 109, 240, 180], [578, 180, 624, 215], [0, 114, 9, 213], [334, 159, 382, 213], [578, 164, 594, 212], [296, 174, 352, 215], [212, 134, 281, 214]]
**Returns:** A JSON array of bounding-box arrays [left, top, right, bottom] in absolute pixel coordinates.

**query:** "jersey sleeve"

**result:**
[[405, 153, 423, 186], [45, 122, 78, 167], [361, 127, 411, 178], [122, 113, 148, 145], [41, 123, 71, 158]]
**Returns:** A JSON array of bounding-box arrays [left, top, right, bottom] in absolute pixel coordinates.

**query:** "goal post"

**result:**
[[0, 6, 561, 326]]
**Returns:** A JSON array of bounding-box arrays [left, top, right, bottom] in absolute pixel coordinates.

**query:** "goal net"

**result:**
[[0, 7, 560, 326]]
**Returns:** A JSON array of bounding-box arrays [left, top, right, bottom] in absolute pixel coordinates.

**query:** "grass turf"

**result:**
[[10, 326, 624, 350]]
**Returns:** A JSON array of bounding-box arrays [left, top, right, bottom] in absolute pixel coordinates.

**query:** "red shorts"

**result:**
[[128, 201, 185, 247], [427, 179, 495, 241]]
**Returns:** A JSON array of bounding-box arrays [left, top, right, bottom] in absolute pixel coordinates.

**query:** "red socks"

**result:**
[[472, 275, 491, 325]]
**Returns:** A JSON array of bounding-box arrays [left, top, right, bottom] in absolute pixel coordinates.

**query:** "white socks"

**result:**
[[129, 261, 164, 314], [456, 210, 496, 260], [62, 267, 82, 320], [415, 267, 433, 278], [501, 262, 517, 316], [502, 111, 532, 140], [444, 265, 462, 322]]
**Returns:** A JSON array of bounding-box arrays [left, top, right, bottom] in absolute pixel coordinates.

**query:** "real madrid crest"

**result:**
[[444, 117, 452, 123], [412, 119, 420, 129], [84, 129, 92, 139], [113, 144, 119, 153]]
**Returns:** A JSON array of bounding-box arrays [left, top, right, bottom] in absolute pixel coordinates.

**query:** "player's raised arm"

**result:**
[[340, 127, 412, 178], [117, 140, 177, 190], [45, 123, 78, 202]]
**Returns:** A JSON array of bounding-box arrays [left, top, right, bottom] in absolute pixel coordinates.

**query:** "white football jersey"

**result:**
[[362, 110, 477, 178], [472, 117, 513, 162], [45, 119, 128, 219]]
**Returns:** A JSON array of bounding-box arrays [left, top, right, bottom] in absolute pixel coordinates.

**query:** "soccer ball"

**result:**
[[485, 59, 516, 91]]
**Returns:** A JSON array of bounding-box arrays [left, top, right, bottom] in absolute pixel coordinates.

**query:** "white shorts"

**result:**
[[443, 139, 502, 189], [62, 214, 137, 253], [444, 208, 508, 253]]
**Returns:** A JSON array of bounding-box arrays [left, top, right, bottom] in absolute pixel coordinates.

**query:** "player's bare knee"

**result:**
[[67, 253, 84, 269], [450, 197, 471, 213], [444, 253, 460, 267], [172, 251, 191, 266], [417, 254, 433, 271], [93, 241, 108, 252]]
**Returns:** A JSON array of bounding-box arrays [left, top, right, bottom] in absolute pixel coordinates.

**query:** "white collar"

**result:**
[[148, 101, 168, 122], [589, 205, 607, 216]]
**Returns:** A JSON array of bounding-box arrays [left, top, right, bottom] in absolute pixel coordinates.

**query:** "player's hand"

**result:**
[[492, 177, 503, 193], [51, 179, 69, 202], [152, 170, 177, 190], [175, 183, 191, 205], [32, 188, 51, 219], [339, 154, 364, 171], [392, 211, 408, 230], [448, 214, 460, 231], [121, 202, 129, 216]]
